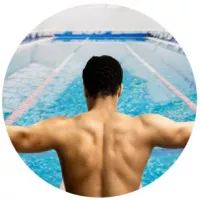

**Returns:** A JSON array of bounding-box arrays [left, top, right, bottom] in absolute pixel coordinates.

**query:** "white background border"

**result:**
[[0, 0, 199, 200]]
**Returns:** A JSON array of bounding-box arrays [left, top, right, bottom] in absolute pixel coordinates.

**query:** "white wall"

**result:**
[[33, 4, 163, 33], [6, 39, 52, 77]]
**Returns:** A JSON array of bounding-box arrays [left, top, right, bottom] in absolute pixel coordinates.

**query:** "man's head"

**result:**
[[82, 55, 123, 100]]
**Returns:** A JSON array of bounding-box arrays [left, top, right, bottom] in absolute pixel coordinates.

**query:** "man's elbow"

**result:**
[[12, 128, 31, 152], [175, 126, 191, 148]]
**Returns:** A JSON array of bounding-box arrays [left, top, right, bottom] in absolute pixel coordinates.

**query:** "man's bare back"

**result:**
[[7, 110, 193, 197], [57, 111, 150, 197]]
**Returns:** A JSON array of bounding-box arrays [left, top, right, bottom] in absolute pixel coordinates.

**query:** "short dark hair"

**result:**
[[82, 55, 123, 98]]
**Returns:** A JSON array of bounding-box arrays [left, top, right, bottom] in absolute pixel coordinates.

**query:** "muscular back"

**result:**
[[7, 111, 193, 197], [57, 112, 153, 197]]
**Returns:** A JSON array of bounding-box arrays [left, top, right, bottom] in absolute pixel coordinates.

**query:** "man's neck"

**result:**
[[87, 96, 118, 113]]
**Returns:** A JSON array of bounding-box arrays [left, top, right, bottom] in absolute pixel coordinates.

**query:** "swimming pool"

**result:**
[[3, 37, 196, 188]]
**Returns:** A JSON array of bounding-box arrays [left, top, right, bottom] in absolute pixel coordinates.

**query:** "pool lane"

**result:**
[[126, 41, 196, 103], [5, 40, 87, 125], [124, 43, 196, 113]]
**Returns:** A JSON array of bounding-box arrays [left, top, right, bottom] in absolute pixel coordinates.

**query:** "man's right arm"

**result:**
[[6, 117, 68, 153], [140, 114, 194, 148]]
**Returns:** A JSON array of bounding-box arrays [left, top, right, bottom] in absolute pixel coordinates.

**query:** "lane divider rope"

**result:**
[[5, 39, 87, 125], [124, 43, 197, 113]]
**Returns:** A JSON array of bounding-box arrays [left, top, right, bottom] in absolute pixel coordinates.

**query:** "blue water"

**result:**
[[3, 39, 196, 188]]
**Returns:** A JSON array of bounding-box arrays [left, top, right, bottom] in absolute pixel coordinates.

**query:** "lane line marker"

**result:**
[[124, 43, 197, 113], [5, 40, 87, 125]]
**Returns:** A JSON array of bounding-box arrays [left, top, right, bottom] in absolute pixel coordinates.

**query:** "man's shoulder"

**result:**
[[118, 113, 165, 128], [139, 114, 169, 126], [42, 116, 73, 130]]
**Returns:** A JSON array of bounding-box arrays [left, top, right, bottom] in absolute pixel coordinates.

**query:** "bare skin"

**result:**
[[6, 86, 194, 197]]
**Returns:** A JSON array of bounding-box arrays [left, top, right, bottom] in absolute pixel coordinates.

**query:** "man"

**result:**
[[7, 55, 194, 197]]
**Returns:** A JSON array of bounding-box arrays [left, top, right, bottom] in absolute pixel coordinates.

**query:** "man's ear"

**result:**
[[118, 84, 123, 97], [84, 85, 89, 98]]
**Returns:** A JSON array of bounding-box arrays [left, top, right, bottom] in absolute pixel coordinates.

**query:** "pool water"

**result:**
[[3, 38, 196, 188]]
